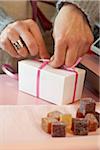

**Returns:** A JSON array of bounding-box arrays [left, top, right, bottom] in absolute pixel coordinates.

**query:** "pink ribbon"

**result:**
[[62, 66, 78, 103], [2, 64, 18, 80], [36, 61, 49, 97], [34, 58, 81, 103], [2, 57, 81, 103]]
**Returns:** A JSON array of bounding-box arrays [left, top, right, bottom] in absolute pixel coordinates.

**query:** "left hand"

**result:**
[[50, 4, 94, 68]]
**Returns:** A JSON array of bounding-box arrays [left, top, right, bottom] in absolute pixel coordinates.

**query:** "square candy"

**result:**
[[94, 112, 100, 127], [60, 114, 72, 131], [72, 118, 88, 135], [51, 122, 66, 137], [47, 111, 62, 120], [42, 117, 58, 134], [85, 113, 98, 132], [76, 108, 85, 118], [80, 98, 96, 114]]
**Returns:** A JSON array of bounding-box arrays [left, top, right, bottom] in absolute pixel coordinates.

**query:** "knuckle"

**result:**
[[88, 34, 94, 44], [28, 42, 34, 50], [85, 32, 94, 46], [6, 23, 12, 30], [6, 28, 13, 37], [85, 36, 94, 47], [68, 35, 76, 43], [27, 19, 33, 24], [13, 20, 23, 28], [55, 36, 66, 46], [26, 19, 35, 27]]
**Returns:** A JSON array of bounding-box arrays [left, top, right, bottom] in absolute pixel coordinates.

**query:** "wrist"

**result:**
[[57, 1, 91, 29], [60, 3, 91, 29]]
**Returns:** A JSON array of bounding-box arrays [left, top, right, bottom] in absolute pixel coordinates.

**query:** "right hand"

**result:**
[[0, 19, 50, 58]]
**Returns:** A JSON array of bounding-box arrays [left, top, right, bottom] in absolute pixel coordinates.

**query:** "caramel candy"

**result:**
[[72, 118, 88, 135], [76, 108, 85, 118], [60, 114, 72, 132], [80, 98, 96, 115], [51, 122, 66, 137], [85, 113, 98, 132], [47, 111, 62, 120], [42, 117, 58, 134], [94, 112, 100, 127]]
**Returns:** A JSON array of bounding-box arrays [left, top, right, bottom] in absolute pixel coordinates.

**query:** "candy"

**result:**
[[94, 112, 100, 127], [85, 113, 98, 132], [41, 117, 58, 134], [41, 98, 99, 137], [51, 122, 66, 137], [60, 114, 72, 132], [76, 108, 85, 118], [80, 98, 96, 115], [72, 118, 88, 135], [47, 111, 62, 120]]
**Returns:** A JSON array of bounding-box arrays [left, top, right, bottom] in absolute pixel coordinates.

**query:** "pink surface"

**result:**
[[0, 75, 99, 150], [0, 75, 50, 105], [0, 105, 99, 150], [0, 74, 99, 105]]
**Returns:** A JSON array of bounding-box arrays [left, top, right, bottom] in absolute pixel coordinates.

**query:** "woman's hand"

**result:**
[[0, 19, 50, 59], [50, 4, 94, 68]]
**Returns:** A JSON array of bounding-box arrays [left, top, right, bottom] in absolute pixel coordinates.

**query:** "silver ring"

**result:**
[[12, 39, 24, 51]]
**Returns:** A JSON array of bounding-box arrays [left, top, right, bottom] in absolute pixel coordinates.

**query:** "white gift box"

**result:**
[[18, 60, 86, 105]]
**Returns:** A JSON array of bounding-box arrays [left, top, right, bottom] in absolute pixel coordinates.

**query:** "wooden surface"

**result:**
[[0, 105, 100, 150], [81, 54, 99, 76]]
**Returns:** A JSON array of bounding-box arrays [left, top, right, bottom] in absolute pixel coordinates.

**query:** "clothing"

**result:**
[[0, 0, 99, 73]]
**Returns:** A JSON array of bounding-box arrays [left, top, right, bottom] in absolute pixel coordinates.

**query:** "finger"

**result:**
[[0, 36, 19, 58], [7, 29, 29, 57], [49, 38, 67, 68], [26, 19, 50, 58], [77, 42, 90, 58], [65, 47, 78, 67], [50, 55, 54, 61], [14, 21, 38, 56]]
